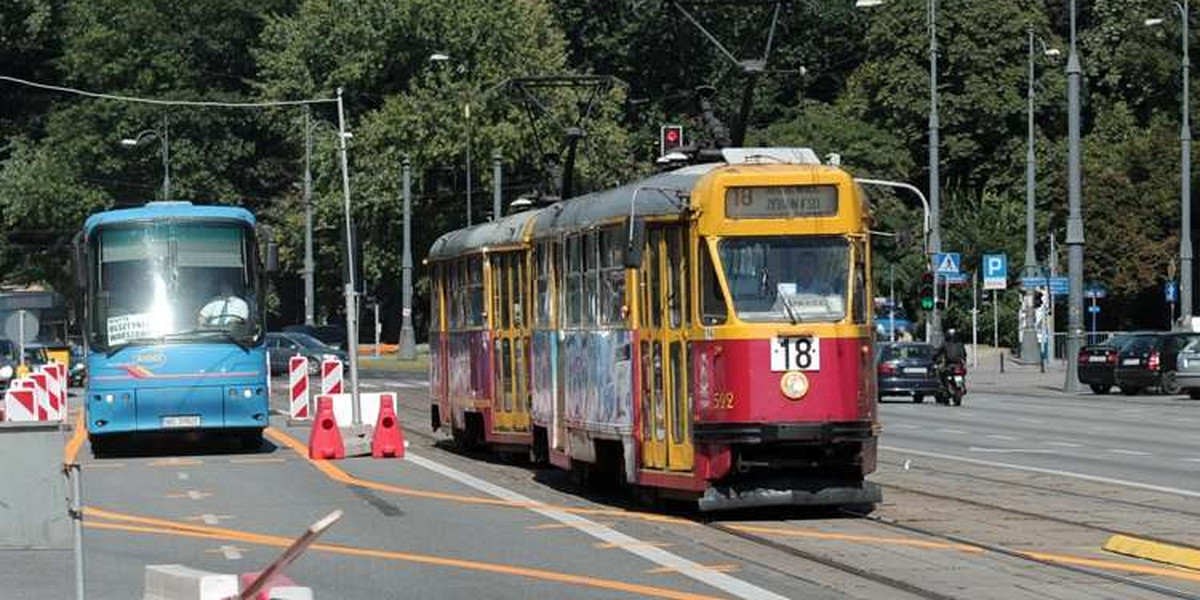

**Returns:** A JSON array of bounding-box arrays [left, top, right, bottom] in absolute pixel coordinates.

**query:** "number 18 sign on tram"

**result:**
[[771, 336, 821, 371]]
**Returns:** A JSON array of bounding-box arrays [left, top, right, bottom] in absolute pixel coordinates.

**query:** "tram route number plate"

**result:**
[[770, 336, 820, 372], [162, 415, 201, 428]]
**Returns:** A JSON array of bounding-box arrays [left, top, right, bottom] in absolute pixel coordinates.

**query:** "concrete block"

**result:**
[[142, 564, 239, 600]]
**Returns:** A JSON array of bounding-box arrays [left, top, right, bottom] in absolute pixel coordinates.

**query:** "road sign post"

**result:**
[[933, 253, 961, 343]]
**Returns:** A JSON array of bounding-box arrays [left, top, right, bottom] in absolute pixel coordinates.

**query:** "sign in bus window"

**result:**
[[725, 185, 838, 219]]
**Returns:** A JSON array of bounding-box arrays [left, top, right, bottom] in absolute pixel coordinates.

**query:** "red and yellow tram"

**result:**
[[427, 149, 880, 510]]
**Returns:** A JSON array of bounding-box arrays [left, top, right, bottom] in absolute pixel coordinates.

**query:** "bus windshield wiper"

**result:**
[[166, 328, 253, 350], [104, 336, 164, 358], [778, 293, 801, 325]]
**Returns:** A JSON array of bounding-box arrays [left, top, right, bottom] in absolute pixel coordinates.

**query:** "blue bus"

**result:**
[[76, 201, 276, 453]]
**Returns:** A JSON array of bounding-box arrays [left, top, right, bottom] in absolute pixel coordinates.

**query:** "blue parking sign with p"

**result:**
[[982, 253, 1007, 290]]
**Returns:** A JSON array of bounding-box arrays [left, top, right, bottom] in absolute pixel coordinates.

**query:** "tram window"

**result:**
[[647, 231, 661, 328], [583, 231, 598, 327], [466, 256, 484, 327], [718, 236, 848, 323], [700, 243, 727, 325], [670, 341, 684, 444], [492, 257, 505, 330], [535, 243, 551, 327], [666, 230, 683, 328], [566, 236, 582, 327], [852, 241, 868, 324], [448, 262, 460, 329], [640, 341, 653, 439], [599, 227, 625, 327], [514, 253, 525, 328]]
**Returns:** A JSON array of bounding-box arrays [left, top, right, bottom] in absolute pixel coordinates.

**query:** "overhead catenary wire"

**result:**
[[0, 75, 336, 108]]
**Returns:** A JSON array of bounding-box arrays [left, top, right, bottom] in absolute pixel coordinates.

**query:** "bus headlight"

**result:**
[[0, 365, 12, 379], [780, 371, 809, 400]]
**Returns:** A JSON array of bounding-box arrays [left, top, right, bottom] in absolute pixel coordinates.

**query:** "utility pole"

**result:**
[[889, 264, 897, 343], [465, 103, 473, 226], [160, 115, 170, 202], [399, 157, 416, 360], [1064, 0, 1086, 392], [928, 0, 944, 345], [335, 87, 363, 429], [493, 152, 503, 221], [303, 108, 316, 326], [1181, 0, 1193, 324]]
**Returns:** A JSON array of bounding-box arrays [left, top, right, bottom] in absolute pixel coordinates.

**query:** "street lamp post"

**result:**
[[303, 108, 316, 326], [1148, 1, 1193, 327], [856, 0, 942, 343], [399, 157, 416, 360], [1065, 0, 1086, 392], [430, 52, 474, 226], [1023, 28, 1060, 362], [120, 115, 170, 201], [334, 87, 364, 429]]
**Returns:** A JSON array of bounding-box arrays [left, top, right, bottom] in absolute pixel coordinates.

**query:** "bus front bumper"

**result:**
[[86, 384, 268, 434]]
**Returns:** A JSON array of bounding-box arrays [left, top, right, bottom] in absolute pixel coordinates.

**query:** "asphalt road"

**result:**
[[878, 391, 1200, 496], [6, 369, 1200, 599]]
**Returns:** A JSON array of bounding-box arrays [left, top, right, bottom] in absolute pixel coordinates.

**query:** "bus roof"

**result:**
[[84, 201, 255, 234]]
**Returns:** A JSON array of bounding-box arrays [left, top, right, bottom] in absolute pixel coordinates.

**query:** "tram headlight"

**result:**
[[780, 371, 809, 400]]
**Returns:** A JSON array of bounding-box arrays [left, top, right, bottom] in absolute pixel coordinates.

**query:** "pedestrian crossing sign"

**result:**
[[934, 252, 961, 275]]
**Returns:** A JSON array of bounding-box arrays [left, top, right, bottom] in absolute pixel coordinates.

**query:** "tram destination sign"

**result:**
[[725, 185, 838, 219]]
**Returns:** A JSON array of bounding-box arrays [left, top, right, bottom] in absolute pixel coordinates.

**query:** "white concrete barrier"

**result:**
[[320, 392, 398, 429], [142, 564, 238, 600]]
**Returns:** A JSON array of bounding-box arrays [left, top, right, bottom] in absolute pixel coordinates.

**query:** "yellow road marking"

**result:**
[[1023, 549, 1200, 583], [64, 410, 86, 464], [726, 524, 984, 553], [1103, 534, 1200, 571], [165, 490, 212, 500], [85, 508, 731, 600], [264, 427, 692, 526], [648, 564, 740, 575]]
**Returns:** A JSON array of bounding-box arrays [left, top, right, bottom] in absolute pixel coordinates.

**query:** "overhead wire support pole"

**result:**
[[335, 87, 363, 427], [1181, 0, 1193, 325], [400, 157, 415, 360], [303, 107, 316, 325], [1064, 0, 1086, 392], [928, 0, 943, 345]]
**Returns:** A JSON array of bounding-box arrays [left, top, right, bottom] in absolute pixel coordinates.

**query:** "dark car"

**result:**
[[0, 339, 16, 392], [266, 331, 349, 376], [282, 324, 347, 351], [68, 343, 87, 387], [876, 342, 941, 403], [1113, 332, 1200, 395], [1076, 332, 1142, 395]]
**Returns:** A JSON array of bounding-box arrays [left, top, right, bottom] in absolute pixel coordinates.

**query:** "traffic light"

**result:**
[[660, 124, 684, 156], [920, 272, 934, 311]]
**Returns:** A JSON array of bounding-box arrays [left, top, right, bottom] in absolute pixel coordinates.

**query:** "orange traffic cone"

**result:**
[[370, 394, 405, 459], [308, 396, 345, 460]]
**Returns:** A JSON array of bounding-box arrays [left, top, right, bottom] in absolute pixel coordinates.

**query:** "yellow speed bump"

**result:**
[[1103, 534, 1200, 571]]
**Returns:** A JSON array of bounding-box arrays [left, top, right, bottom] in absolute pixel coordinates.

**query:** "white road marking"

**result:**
[[969, 447, 1058, 454], [985, 434, 1020, 441], [186, 490, 207, 500], [891, 423, 918, 429], [1014, 417, 1044, 425], [202, 514, 222, 525], [882, 445, 1200, 498], [1108, 449, 1151, 456], [1045, 441, 1083, 448], [405, 452, 789, 600], [218, 545, 243, 560], [1182, 458, 1200, 463], [177, 472, 189, 481], [937, 428, 968, 435]]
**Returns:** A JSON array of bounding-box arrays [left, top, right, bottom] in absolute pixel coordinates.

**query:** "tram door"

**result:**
[[492, 253, 530, 432], [639, 227, 694, 472]]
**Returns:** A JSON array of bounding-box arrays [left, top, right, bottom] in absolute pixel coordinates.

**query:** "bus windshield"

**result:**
[[90, 221, 261, 349], [717, 236, 848, 323]]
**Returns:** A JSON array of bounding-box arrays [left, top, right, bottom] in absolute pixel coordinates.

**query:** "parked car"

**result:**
[[874, 308, 915, 340], [266, 331, 349, 376], [876, 342, 941, 403], [0, 339, 16, 392], [1172, 339, 1200, 399], [282, 324, 347, 350], [1113, 331, 1200, 395], [1076, 332, 1142, 394]]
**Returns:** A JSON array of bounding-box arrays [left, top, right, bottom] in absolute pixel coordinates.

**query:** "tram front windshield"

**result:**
[[718, 236, 848, 323]]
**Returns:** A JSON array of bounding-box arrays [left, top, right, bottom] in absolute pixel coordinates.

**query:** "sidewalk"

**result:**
[[965, 345, 1077, 399]]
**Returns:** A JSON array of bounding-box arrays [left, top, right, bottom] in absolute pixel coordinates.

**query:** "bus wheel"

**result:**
[[89, 435, 108, 458]]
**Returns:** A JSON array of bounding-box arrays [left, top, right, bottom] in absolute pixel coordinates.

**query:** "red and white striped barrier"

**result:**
[[320, 358, 343, 395], [39, 365, 64, 421], [289, 356, 310, 420], [3, 386, 38, 422], [28, 372, 51, 421]]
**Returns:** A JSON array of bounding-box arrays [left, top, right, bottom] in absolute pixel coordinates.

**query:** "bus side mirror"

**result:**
[[266, 241, 279, 273], [623, 218, 645, 269]]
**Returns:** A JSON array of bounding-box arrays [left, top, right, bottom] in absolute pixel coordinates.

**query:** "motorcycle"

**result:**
[[937, 362, 966, 406]]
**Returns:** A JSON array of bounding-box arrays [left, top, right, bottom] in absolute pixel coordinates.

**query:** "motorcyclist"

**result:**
[[934, 328, 967, 400]]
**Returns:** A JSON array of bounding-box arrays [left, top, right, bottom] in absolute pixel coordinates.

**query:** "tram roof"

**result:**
[[531, 164, 717, 237], [427, 208, 542, 261]]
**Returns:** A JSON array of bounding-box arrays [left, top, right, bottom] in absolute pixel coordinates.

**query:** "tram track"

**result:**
[[838, 507, 1200, 600]]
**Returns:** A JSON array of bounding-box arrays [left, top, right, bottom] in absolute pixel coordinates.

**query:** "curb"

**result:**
[[1102, 534, 1200, 571]]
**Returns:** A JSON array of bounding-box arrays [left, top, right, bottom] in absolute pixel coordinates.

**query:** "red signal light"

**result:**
[[660, 124, 684, 156]]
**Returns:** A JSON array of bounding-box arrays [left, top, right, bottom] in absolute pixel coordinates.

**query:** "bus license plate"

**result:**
[[162, 415, 201, 428], [770, 336, 820, 372]]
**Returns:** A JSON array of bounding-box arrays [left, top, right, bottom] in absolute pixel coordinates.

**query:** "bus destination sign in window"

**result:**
[[725, 185, 839, 219]]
